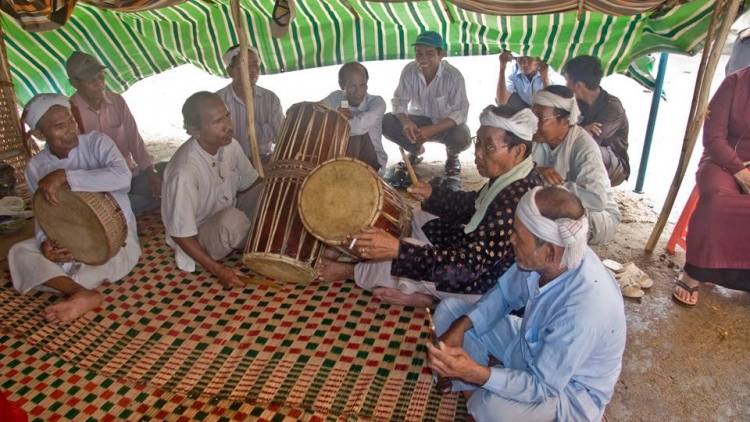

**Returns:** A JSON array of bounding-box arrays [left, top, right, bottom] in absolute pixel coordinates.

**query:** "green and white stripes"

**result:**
[[2, 0, 724, 105]]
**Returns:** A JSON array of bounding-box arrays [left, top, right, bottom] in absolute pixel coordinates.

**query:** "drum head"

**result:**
[[244, 253, 317, 284], [33, 186, 118, 265], [299, 158, 381, 244]]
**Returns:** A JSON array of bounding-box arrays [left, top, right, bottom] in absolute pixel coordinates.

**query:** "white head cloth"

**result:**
[[222, 45, 261, 66], [24, 94, 71, 130], [479, 106, 538, 141], [516, 186, 589, 269], [532, 90, 581, 125]]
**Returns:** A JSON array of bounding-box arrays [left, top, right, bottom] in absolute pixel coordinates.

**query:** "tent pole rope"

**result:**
[[229, 0, 264, 178], [645, 0, 741, 253]]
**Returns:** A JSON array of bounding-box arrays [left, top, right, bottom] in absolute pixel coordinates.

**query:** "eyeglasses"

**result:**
[[472, 136, 511, 155]]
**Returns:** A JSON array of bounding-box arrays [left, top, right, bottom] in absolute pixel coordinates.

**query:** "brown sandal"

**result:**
[[444, 155, 461, 176]]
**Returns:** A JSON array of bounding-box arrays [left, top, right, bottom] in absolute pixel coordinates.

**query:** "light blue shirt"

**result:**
[[321, 90, 387, 173], [506, 64, 544, 106], [467, 249, 626, 421]]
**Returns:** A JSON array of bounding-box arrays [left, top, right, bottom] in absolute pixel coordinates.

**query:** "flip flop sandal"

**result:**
[[611, 269, 643, 299], [602, 259, 626, 273], [388, 169, 407, 189], [407, 153, 424, 166], [444, 177, 462, 192], [428, 176, 445, 189], [672, 279, 699, 308], [615, 262, 654, 289]]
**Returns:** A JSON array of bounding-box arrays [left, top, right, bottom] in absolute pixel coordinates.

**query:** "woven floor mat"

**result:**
[[0, 210, 466, 421], [0, 332, 353, 421]]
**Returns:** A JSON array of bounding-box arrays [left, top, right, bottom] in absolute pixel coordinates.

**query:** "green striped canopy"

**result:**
[[1, 0, 730, 105]]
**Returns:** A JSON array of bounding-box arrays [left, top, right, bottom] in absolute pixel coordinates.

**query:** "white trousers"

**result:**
[[353, 210, 482, 303], [9, 227, 141, 295]]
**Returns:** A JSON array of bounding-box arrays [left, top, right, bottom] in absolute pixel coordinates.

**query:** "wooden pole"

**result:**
[[645, 0, 741, 252], [229, 0, 264, 178], [399, 147, 419, 187]]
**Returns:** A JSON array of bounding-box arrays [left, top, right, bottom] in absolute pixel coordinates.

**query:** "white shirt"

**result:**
[[161, 137, 259, 271], [26, 131, 136, 244], [391, 60, 469, 125], [321, 90, 387, 173], [531, 126, 621, 221], [215, 83, 284, 158]]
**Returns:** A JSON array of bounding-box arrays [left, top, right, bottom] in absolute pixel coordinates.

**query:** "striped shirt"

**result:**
[[215, 83, 284, 158], [391, 60, 469, 126]]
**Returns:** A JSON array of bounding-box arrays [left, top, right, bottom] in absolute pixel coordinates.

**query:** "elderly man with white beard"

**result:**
[[427, 186, 626, 422]]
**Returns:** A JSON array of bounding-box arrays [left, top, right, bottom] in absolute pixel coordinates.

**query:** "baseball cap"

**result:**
[[411, 31, 445, 49], [66, 51, 106, 81]]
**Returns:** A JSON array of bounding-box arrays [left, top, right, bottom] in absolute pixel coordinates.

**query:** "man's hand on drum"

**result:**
[[407, 181, 432, 202], [214, 265, 246, 288], [338, 108, 354, 119], [349, 227, 399, 260], [38, 169, 68, 206], [41, 240, 74, 263]]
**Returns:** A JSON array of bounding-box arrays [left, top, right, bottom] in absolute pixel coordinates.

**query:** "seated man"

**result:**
[[321, 62, 387, 175], [427, 186, 626, 422], [161, 92, 261, 288], [215, 44, 284, 170], [563, 55, 630, 187], [10, 94, 141, 324], [318, 106, 542, 306], [67, 51, 165, 214], [383, 30, 471, 176], [495, 51, 552, 111], [531, 85, 621, 245]]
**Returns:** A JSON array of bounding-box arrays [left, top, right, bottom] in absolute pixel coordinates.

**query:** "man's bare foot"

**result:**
[[317, 257, 354, 282], [372, 287, 434, 307], [44, 288, 104, 324]]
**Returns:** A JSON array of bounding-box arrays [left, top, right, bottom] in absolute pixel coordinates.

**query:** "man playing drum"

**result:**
[[318, 106, 542, 306], [10, 94, 141, 324], [321, 62, 387, 175], [161, 92, 261, 288]]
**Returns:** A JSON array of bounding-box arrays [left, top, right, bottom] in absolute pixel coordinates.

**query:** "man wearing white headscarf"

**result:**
[[530, 85, 621, 245], [317, 105, 542, 306], [427, 186, 626, 422], [10, 93, 141, 325], [215, 44, 284, 168]]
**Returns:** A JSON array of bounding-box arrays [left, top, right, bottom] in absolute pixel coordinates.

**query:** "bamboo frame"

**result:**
[[645, 0, 742, 252], [229, 0, 264, 178]]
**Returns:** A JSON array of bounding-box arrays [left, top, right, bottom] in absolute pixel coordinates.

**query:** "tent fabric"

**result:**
[[1, 0, 724, 105], [374, 0, 679, 17]]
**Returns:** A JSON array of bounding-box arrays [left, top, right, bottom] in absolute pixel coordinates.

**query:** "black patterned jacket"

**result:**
[[390, 169, 543, 294]]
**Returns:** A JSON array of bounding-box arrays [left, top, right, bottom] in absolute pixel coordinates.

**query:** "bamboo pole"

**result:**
[[229, 0, 264, 178], [645, 0, 741, 253]]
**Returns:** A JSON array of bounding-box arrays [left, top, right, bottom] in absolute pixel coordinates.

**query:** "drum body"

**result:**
[[244, 162, 324, 283], [272, 102, 350, 166], [33, 185, 128, 265], [298, 158, 412, 257]]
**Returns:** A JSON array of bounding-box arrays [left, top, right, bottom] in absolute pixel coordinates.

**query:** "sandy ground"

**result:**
[[127, 45, 750, 420]]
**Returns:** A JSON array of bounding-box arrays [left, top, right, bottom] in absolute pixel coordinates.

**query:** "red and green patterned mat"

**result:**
[[0, 211, 465, 421]]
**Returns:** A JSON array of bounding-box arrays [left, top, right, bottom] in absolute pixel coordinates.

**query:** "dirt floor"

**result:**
[[388, 158, 750, 422]]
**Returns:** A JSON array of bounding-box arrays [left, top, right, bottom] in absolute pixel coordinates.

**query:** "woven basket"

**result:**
[[0, 22, 32, 204]]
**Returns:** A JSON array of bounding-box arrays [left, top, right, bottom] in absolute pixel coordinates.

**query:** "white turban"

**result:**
[[516, 186, 588, 269], [24, 94, 71, 130], [479, 106, 538, 141], [222, 45, 261, 66], [532, 91, 581, 125]]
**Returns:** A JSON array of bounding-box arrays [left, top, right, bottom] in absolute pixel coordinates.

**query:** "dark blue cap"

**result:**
[[411, 31, 444, 49]]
